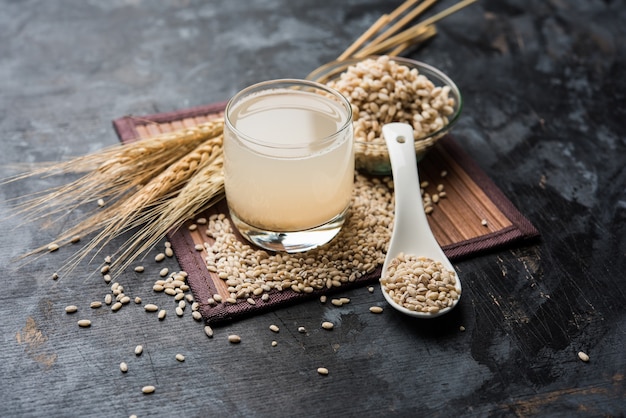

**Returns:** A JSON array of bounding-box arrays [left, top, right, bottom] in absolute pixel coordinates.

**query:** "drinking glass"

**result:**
[[224, 79, 354, 253]]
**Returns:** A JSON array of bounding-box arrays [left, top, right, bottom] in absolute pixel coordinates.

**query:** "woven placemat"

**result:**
[[113, 103, 539, 325]]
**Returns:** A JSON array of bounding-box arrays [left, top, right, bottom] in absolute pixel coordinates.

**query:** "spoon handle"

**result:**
[[383, 123, 441, 260]]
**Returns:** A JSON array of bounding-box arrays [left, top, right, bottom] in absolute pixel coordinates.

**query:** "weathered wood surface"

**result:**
[[1, 1, 624, 416]]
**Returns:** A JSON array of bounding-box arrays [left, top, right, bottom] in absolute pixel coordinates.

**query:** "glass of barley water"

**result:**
[[224, 79, 354, 253]]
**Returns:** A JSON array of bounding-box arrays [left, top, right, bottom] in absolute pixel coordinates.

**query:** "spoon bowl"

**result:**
[[380, 123, 462, 318]]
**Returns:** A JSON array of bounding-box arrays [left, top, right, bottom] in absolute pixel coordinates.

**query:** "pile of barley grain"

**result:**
[[327, 55, 456, 143], [203, 174, 393, 304], [326, 56, 456, 172], [380, 253, 460, 314]]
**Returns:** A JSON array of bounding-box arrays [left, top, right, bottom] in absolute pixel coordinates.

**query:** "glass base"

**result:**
[[229, 207, 348, 253]]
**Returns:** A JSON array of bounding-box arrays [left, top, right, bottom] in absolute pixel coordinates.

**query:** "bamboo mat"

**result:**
[[113, 102, 539, 324]]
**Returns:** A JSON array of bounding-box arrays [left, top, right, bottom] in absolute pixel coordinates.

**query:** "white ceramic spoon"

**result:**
[[381, 123, 462, 318]]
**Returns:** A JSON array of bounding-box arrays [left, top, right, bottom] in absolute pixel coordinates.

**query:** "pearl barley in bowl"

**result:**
[[307, 55, 462, 175]]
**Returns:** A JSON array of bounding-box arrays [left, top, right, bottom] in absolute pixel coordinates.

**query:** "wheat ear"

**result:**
[[109, 151, 225, 275]]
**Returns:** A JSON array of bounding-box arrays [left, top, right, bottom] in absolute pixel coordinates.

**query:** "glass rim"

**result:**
[[224, 78, 353, 150]]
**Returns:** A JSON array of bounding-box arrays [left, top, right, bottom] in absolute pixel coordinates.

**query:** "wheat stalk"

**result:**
[[5, 120, 224, 227], [108, 152, 225, 275], [11, 120, 225, 276], [48, 134, 225, 275]]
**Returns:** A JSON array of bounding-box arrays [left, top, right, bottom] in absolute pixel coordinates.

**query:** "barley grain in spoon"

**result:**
[[380, 123, 461, 318]]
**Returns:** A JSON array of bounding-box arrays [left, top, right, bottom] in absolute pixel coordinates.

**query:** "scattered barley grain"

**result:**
[[204, 325, 214, 338], [578, 351, 590, 362]]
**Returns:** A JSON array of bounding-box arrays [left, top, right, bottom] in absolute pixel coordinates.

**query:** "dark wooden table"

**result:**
[[1, 1, 624, 417]]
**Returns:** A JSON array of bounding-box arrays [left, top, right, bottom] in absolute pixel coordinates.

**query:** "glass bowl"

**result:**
[[307, 56, 463, 175]]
